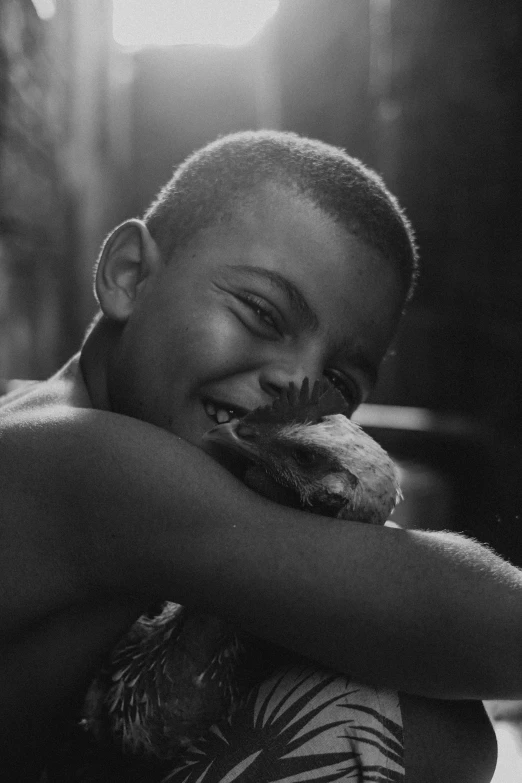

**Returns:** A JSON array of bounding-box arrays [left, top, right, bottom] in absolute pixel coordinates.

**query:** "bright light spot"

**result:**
[[31, 0, 56, 20], [113, 0, 279, 48]]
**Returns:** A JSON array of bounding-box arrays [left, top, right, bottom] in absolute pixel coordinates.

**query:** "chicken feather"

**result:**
[[80, 378, 402, 763]]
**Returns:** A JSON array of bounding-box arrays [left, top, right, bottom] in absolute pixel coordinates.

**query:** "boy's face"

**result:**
[[107, 183, 404, 454]]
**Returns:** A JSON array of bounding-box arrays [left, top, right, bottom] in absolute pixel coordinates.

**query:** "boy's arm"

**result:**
[[1, 405, 521, 700]]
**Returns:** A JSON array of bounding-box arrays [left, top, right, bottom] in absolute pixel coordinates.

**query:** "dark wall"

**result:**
[[0, 0, 75, 378], [374, 0, 522, 559]]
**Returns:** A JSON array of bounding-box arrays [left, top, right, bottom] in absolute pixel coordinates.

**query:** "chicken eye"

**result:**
[[290, 446, 318, 466]]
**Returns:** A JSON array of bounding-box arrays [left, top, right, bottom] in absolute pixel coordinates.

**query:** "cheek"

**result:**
[[157, 305, 252, 384], [187, 310, 252, 373]]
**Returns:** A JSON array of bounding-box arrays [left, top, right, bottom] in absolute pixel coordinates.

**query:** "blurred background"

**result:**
[[0, 0, 521, 560], [0, 2, 521, 776]]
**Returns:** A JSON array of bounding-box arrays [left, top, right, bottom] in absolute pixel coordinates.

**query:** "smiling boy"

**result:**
[[91, 183, 399, 450], [0, 131, 517, 780]]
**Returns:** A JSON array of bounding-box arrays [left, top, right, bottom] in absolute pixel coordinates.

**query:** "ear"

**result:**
[[95, 219, 162, 322]]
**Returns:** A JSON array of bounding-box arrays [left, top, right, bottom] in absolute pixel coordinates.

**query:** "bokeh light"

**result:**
[[113, 0, 280, 48], [31, 0, 56, 21]]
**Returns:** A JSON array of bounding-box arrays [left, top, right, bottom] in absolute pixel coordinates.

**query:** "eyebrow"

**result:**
[[225, 264, 379, 387], [225, 264, 320, 332]]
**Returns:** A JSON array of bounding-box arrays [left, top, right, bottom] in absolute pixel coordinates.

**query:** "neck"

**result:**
[[79, 317, 120, 411]]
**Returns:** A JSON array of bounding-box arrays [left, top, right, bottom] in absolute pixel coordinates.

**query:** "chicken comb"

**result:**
[[240, 377, 351, 427]]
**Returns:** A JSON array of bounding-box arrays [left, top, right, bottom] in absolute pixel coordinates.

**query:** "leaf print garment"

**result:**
[[163, 664, 404, 783]]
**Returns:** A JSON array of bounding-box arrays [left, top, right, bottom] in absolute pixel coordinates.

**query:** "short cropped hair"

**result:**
[[144, 130, 419, 301]]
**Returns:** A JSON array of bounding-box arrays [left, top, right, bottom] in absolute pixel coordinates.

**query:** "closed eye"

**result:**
[[235, 293, 282, 336], [324, 370, 361, 414], [290, 446, 320, 466]]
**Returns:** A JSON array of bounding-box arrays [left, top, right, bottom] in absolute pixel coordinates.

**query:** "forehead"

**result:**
[[168, 182, 403, 371]]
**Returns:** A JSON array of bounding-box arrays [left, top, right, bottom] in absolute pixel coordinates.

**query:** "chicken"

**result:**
[[205, 377, 401, 525], [79, 378, 401, 765]]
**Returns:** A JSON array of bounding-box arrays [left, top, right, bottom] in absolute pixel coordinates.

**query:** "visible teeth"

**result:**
[[205, 401, 235, 423]]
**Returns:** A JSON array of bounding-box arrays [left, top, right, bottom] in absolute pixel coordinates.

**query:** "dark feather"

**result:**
[[240, 377, 351, 428]]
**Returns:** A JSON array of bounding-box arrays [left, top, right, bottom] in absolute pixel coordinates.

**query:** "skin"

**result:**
[[0, 182, 505, 779], [92, 183, 398, 442]]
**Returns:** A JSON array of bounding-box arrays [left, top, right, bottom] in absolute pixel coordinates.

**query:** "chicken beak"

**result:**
[[201, 421, 261, 460]]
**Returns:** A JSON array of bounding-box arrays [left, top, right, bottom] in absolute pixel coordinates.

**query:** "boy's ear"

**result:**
[[95, 219, 162, 322]]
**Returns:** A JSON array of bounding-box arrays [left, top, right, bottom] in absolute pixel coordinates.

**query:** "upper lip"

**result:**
[[203, 397, 251, 419]]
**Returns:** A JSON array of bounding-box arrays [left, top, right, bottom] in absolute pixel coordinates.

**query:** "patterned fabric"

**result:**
[[44, 664, 403, 782], [162, 664, 404, 783]]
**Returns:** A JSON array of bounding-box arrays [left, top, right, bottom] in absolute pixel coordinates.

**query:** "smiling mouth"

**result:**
[[203, 399, 249, 425], [201, 402, 253, 480]]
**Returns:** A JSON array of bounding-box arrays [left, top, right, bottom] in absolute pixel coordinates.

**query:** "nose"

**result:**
[[258, 345, 323, 401]]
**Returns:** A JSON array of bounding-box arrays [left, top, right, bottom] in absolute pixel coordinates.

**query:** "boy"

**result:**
[[0, 131, 515, 780]]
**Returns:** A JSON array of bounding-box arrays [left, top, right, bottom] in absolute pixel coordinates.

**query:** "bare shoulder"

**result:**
[[400, 693, 497, 783], [0, 355, 95, 635], [0, 353, 90, 419]]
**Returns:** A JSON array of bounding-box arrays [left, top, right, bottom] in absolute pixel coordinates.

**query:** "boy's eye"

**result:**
[[324, 370, 360, 413], [236, 293, 281, 335]]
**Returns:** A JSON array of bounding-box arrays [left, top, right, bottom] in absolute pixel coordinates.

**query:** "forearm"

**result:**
[[221, 520, 522, 701], [3, 406, 522, 699]]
